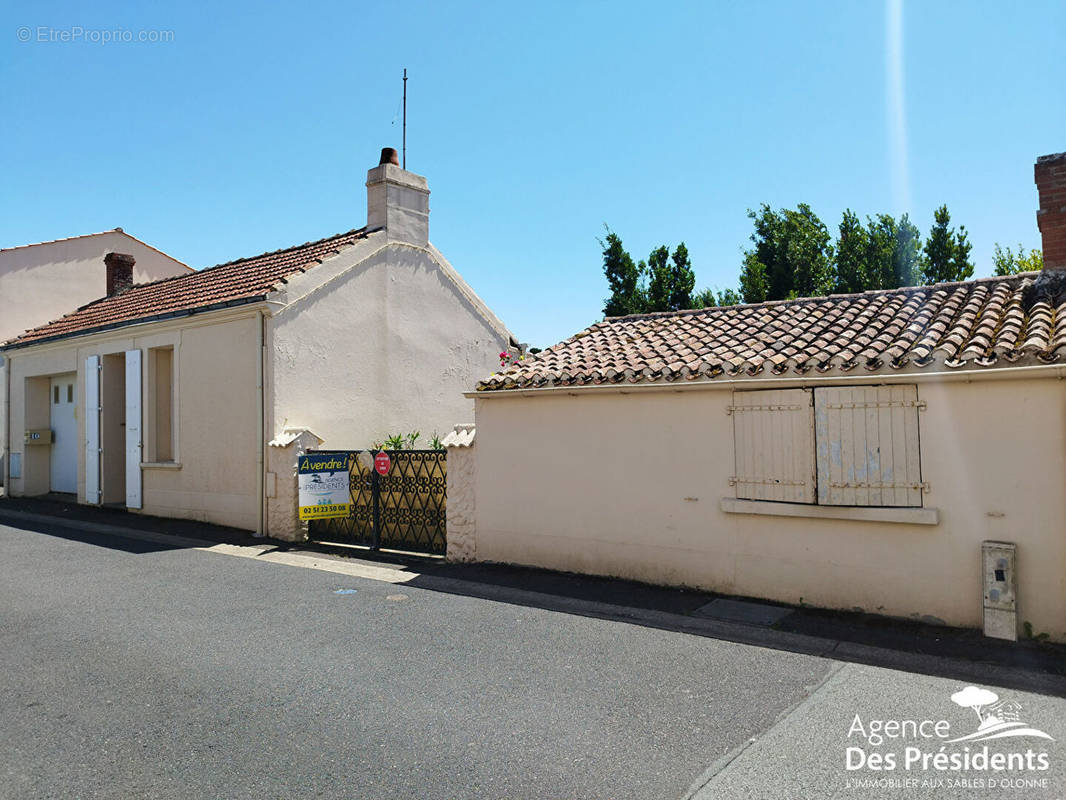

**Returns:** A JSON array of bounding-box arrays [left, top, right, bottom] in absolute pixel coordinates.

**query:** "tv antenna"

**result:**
[[402, 68, 407, 169]]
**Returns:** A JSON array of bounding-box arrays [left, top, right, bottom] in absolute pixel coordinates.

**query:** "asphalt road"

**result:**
[[2, 517, 1065, 800], [0, 519, 830, 799]]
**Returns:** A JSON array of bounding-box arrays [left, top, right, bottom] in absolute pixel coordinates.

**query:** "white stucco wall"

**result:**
[[266, 239, 511, 452], [0, 231, 190, 344], [0, 231, 189, 482], [470, 375, 1066, 641], [5, 309, 261, 531]]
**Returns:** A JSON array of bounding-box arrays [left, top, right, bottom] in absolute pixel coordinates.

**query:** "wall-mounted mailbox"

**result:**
[[982, 540, 1017, 641], [24, 429, 53, 445]]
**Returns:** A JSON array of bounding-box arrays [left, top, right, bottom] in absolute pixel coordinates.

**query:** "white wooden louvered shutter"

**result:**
[[84, 355, 101, 504], [730, 389, 816, 503], [814, 385, 923, 507], [125, 349, 143, 509]]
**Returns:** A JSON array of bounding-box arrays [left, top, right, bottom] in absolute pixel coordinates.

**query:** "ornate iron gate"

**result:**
[[307, 450, 447, 555]]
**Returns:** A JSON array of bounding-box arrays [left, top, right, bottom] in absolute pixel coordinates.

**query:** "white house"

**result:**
[[0, 230, 191, 488], [2, 149, 517, 538]]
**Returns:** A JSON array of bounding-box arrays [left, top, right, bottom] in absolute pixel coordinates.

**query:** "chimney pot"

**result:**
[[379, 147, 400, 166], [104, 252, 136, 296], [1035, 151, 1066, 271]]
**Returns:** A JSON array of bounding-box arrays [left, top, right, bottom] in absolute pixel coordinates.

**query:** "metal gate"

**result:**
[[308, 450, 447, 555]]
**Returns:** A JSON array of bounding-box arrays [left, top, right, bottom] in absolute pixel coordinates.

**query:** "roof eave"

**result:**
[[1, 296, 268, 352]]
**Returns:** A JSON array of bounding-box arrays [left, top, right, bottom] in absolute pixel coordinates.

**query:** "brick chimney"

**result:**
[[105, 252, 136, 296], [1036, 152, 1066, 270], [366, 147, 430, 246]]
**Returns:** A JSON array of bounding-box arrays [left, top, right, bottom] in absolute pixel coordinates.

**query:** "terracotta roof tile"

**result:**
[[6, 227, 372, 347], [479, 273, 1060, 391]]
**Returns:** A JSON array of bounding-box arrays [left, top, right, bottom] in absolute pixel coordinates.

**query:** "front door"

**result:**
[[50, 374, 77, 494]]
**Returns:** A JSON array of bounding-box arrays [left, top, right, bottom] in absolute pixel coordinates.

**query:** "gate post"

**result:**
[[371, 468, 381, 550], [442, 424, 477, 562], [266, 427, 324, 541]]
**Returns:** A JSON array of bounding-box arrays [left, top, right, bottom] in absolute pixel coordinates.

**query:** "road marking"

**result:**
[[196, 542, 418, 584]]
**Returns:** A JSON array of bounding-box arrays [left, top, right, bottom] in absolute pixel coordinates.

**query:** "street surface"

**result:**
[[1, 517, 1064, 799]]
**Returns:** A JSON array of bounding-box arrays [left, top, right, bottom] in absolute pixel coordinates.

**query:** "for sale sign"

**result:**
[[297, 453, 353, 520]]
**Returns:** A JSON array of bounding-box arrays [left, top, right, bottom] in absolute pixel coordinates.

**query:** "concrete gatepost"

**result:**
[[266, 427, 324, 542], [442, 424, 476, 562]]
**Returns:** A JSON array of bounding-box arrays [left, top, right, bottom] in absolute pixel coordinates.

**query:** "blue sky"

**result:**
[[2, 0, 1063, 348]]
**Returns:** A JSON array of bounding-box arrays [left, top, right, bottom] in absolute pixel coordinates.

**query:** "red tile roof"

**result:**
[[479, 272, 1065, 391], [5, 227, 371, 348]]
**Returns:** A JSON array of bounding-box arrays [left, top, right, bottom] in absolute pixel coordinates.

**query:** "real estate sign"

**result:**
[[297, 453, 353, 520]]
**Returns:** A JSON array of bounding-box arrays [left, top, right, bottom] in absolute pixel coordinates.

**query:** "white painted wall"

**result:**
[[470, 376, 1066, 642], [267, 239, 511, 451], [5, 309, 261, 531], [0, 230, 188, 484]]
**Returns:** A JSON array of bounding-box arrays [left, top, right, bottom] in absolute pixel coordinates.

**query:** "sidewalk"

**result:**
[[3, 495, 1064, 696]]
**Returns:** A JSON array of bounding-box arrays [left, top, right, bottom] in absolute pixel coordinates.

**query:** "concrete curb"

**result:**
[[3, 506, 1065, 698]]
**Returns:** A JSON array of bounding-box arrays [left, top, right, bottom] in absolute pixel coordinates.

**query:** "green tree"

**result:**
[[865, 214, 897, 289], [744, 204, 834, 301], [600, 226, 646, 317], [834, 209, 868, 293], [716, 288, 742, 306], [691, 287, 717, 308], [993, 243, 1044, 275], [739, 251, 769, 303], [891, 213, 922, 288], [921, 205, 973, 283], [645, 242, 696, 312], [950, 225, 974, 282], [692, 286, 742, 308]]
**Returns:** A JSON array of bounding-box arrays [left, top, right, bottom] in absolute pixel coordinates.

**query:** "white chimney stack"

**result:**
[[366, 147, 430, 246]]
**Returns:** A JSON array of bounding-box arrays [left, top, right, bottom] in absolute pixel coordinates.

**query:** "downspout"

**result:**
[[255, 310, 265, 537], [3, 353, 10, 489]]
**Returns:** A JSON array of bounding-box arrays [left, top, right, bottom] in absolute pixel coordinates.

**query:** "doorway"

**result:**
[[49, 374, 77, 494]]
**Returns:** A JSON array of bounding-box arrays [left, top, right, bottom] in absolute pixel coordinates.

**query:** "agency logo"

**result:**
[[845, 684, 1054, 788], [946, 686, 1053, 744]]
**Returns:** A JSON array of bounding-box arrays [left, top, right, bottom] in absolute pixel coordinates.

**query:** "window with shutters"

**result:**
[[730, 385, 924, 508]]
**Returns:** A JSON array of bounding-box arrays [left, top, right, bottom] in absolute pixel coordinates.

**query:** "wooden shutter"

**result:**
[[125, 349, 143, 509], [730, 388, 816, 503], [84, 355, 101, 504], [814, 385, 923, 507]]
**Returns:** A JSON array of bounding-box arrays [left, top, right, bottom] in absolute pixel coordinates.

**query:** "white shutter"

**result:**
[[730, 388, 816, 503], [814, 385, 923, 507], [125, 349, 143, 509], [84, 355, 101, 504]]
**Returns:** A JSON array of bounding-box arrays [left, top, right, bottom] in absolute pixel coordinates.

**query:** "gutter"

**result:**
[[3, 353, 9, 487], [466, 361, 1066, 399], [0, 296, 268, 353]]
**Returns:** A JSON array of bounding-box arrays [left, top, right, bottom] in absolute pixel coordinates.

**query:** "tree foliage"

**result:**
[[993, 243, 1043, 275], [600, 227, 645, 317], [742, 204, 834, 302], [921, 204, 973, 283], [834, 209, 867, 294]]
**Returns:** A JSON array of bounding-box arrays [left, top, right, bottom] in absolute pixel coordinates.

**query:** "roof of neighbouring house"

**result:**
[[1, 228, 193, 271], [4, 227, 373, 348], [478, 272, 1066, 391]]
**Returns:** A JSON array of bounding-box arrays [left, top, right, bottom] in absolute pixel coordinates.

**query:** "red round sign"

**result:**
[[374, 452, 391, 476]]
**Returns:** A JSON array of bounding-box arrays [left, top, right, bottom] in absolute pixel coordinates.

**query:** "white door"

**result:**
[[85, 356, 101, 503], [49, 374, 77, 493], [125, 350, 143, 509]]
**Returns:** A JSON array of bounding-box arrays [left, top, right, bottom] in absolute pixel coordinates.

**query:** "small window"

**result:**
[[53, 386, 59, 404], [67, 384, 73, 403]]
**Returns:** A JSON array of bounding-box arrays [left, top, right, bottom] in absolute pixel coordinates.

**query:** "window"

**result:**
[[148, 346, 174, 462], [731, 385, 924, 508]]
